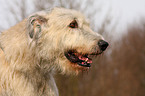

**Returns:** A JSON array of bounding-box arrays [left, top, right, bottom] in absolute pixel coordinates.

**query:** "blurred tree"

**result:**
[[33, 0, 54, 11], [6, 0, 28, 22]]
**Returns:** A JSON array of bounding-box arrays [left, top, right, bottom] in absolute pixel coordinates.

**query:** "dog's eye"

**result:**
[[69, 20, 78, 28]]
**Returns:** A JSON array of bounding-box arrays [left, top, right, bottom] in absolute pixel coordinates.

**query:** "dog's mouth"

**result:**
[[64, 50, 101, 67]]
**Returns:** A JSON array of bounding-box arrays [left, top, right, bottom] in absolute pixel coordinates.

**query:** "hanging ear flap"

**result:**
[[27, 15, 48, 40]]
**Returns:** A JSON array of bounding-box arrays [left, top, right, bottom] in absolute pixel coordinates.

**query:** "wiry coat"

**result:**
[[0, 7, 105, 96]]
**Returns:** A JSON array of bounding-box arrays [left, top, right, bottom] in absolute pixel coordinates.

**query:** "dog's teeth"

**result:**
[[85, 58, 88, 62], [87, 60, 92, 63]]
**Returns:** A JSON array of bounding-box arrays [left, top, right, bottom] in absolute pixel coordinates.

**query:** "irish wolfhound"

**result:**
[[0, 7, 108, 96]]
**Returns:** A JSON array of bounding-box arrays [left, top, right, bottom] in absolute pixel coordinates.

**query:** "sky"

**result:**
[[0, 0, 145, 41], [89, 0, 145, 40]]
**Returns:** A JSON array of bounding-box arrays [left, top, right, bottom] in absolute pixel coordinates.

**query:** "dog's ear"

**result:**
[[27, 15, 48, 40]]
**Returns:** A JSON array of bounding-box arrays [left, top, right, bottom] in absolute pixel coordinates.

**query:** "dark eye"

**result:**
[[69, 20, 78, 28]]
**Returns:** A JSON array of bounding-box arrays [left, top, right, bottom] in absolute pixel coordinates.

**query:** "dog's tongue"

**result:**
[[78, 55, 92, 64]]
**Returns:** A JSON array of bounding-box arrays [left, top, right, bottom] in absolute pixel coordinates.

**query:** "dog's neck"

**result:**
[[0, 42, 58, 95], [0, 20, 59, 95]]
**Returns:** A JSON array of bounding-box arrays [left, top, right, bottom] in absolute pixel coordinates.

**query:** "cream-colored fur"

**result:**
[[0, 7, 104, 96]]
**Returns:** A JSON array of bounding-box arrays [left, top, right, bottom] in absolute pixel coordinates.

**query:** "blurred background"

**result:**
[[0, 0, 145, 96]]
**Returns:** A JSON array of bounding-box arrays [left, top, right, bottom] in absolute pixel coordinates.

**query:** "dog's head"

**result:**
[[27, 7, 108, 74]]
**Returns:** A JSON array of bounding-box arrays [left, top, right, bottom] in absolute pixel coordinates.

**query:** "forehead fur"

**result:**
[[49, 7, 88, 23], [46, 7, 90, 29]]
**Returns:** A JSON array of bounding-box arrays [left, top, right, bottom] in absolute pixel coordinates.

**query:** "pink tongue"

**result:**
[[78, 56, 92, 64], [87, 59, 92, 63], [78, 56, 86, 60]]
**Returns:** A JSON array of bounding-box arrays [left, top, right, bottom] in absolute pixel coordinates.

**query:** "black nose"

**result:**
[[98, 40, 109, 51]]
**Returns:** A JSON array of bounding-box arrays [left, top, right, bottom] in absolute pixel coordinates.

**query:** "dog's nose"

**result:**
[[98, 40, 109, 51]]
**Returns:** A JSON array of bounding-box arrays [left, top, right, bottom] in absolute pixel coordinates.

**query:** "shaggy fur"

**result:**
[[0, 7, 107, 96]]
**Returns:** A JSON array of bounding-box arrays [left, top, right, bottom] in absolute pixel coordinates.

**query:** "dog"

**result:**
[[0, 7, 108, 96]]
